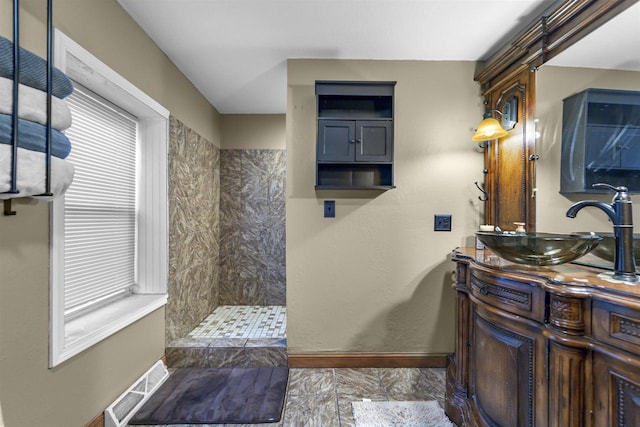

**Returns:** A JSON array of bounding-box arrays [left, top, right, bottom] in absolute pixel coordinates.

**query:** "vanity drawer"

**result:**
[[593, 299, 640, 356], [469, 266, 546, 322]]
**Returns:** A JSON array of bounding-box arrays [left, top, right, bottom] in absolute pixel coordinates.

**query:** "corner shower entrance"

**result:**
[[166, 141, 288, 369], [166, 306, 287, 368]]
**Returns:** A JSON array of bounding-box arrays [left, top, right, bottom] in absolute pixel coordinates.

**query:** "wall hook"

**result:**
[[4, 199, 17, 216], [475, 181, 489, 202]]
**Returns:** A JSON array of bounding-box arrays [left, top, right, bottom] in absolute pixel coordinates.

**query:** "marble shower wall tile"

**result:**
[[219, 149, 286, 306], [166, 116, 220, 344]]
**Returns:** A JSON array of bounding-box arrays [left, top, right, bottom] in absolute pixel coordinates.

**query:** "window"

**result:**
[[50, 31, 169, 367], [64, 85, 138, 319]]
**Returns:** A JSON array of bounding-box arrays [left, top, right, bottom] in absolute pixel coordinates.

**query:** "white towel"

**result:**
[[0, 77, 72, 131], [0, 145, 74, 200]]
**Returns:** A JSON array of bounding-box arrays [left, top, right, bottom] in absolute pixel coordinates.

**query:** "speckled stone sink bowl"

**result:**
[[476, 231, 603, 266], [588, 233, 640, 263]]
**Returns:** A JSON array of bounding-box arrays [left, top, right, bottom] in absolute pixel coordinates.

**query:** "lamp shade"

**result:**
[[472, 116, 508, 142]]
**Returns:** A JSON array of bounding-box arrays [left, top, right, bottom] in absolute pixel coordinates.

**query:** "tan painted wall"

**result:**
[[221, 114, 286, 150], [0, 0, 220, 425], [286, 59, 485, 355], [1, 0, 221, 144], [535, 66, 640, 232]]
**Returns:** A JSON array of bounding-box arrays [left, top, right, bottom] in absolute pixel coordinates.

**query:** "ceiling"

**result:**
[[545, 1, 640, 71], [117, 0, 638, 114]]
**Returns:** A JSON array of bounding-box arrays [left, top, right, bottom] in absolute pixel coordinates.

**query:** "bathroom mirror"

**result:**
[[534, 2, 640, 271], [473, 0, 638, 232], [475, 0, 640, 269]]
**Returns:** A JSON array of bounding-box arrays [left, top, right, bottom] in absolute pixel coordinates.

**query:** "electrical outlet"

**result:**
[[434, 214, 452, 231], [324, 200, 335, 218]]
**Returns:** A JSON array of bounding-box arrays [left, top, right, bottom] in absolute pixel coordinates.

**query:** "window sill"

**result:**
[[53, 294, 167, 366]]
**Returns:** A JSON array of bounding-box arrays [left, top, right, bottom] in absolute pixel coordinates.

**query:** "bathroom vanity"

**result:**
[[445, 248, 640, 427]]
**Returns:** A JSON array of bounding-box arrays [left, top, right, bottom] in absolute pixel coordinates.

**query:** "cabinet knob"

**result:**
[[355, 139, 361, 144], [349, 139, 356, 144]]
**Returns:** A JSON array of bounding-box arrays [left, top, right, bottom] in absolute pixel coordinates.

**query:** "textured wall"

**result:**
[[221, 114, 286, 150], [219, 149, 287, 305], [167, 116, 220, 344], [286, 59, 483, 355]]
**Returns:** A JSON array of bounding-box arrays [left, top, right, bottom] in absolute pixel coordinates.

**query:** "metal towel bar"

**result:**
[[3, 0, 54, 215]]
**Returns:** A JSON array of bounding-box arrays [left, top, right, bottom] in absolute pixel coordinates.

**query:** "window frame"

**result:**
[[50, 30, 169, 367]]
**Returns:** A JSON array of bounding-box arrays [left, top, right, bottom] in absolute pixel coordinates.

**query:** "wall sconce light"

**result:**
[[472, 96, 518, 147]]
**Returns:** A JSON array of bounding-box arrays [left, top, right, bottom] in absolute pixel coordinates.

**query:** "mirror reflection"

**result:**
[[534, 2, 640, 270]]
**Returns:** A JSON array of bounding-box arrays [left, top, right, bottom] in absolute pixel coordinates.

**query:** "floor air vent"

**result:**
[[104, 360, 169, 427]]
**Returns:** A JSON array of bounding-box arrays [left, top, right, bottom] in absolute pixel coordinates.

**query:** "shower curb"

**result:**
[[166, 337, 288, 368]]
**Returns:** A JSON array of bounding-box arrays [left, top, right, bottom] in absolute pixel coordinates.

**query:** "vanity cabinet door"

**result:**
[[470, 304, 547, 427], [593, 351, 640, 426]]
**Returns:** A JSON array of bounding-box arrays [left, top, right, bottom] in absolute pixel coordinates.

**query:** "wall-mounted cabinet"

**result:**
[[561, 88, 640, 193], [315, 81, 396, 190]]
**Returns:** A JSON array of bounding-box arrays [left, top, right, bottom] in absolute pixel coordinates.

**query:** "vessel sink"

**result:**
[[587, 233, 640, 263], [476, 231, 603, 266]]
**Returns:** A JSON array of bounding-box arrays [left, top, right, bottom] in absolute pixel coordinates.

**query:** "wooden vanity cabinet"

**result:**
[[446, 249, 640, 426]]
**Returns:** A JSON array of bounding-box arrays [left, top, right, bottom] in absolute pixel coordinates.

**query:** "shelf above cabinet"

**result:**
[[316, 162, 394, 190], [318, 95, 392, 120]]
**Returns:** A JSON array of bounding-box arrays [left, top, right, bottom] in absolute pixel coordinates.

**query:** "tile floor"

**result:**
[[130, 366, 447, 427], [157, 307, 449, 426], [188, 306, 287, 339]]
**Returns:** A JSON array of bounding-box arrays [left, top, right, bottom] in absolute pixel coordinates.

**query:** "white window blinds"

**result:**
[[63, 85, 138, 318]]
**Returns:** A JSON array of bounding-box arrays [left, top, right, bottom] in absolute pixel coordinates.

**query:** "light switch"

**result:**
[[324, 200, 335, 218]]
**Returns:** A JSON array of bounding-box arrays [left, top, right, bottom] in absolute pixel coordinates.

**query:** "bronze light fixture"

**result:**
[[472, 96, 518, 147]]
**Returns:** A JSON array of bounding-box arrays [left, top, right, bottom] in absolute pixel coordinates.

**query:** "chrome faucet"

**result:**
[[566, 183, 638, 282]]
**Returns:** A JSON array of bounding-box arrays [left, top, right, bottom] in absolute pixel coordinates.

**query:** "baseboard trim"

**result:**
[[288, 353, 450, 368], [85, 412, 104, 427]]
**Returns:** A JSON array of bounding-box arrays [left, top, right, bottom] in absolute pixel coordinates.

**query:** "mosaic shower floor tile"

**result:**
[[188, 305, 286, 339]]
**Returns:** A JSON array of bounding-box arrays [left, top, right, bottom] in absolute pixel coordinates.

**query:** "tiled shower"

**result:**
[[166, 116, 286, 366], [219, 149, 286, 306]]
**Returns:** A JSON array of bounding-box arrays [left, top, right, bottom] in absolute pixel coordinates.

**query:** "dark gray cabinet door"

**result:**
[[356, 120, 392, 162], [318, 119, 392, 163], [585, 126, 640, 170], [317, 120, 356, 162], [585, 126, 621, 169], [619, 127, 640, 169]]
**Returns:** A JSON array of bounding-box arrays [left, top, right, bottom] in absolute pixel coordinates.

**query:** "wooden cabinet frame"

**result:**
[[475, 0, 639, 230], [483, 71, 536, 231]]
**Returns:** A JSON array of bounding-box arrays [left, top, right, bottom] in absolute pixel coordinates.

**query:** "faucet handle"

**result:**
[[593, 183, 631, 202], [593, 183, 628, 193]]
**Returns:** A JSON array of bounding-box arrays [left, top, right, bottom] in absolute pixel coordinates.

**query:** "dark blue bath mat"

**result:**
[[129, 366, 288, 424]]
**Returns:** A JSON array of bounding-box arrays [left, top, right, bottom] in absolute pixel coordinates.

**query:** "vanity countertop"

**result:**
[[453, 247, 640, 299]]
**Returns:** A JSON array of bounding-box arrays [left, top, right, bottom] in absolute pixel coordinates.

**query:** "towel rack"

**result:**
[[3, 0, 54, 216]]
